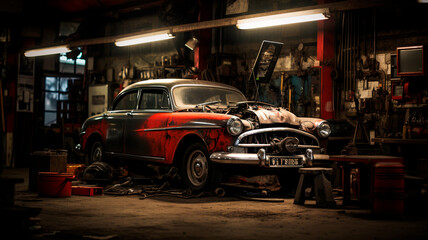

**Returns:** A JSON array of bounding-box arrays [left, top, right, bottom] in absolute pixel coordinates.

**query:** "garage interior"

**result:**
[[1, 0, 428, 239]]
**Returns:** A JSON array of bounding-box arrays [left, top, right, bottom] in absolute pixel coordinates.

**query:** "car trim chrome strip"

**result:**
[[105, 152, 165, 161], [234, 127, 320, 147], [235, 143, 320, 149], [297, 144, 320, 149], [143, 125, 222, 132]]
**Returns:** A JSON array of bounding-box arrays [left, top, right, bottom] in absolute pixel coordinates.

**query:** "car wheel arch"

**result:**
[[85, 133, 104, 154], [171, 133, 209, 166]]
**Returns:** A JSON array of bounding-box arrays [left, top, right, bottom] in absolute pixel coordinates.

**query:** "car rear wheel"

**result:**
[[89, 140, 104, 164], [181, 142, 211, 191]]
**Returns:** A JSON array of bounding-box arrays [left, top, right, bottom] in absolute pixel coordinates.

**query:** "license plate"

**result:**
[[267, 156, 302, 168]]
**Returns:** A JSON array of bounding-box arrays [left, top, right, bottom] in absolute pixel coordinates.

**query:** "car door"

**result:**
[[104, 89, 139, 154], [124, 88, 171, 161]]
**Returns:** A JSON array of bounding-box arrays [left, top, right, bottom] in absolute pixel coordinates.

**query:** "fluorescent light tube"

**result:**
[[115, 30, 175, 47], [236, 8, 329, 29], [24, 45, 71, 57]]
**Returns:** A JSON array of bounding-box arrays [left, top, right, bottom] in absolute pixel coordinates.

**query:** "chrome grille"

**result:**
[[234, 127, 320, 153]]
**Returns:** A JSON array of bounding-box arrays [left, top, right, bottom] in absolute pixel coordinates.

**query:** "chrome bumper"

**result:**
[[210, 127, 329, 167], [210, 152, 261, 165], [210, 151, 329, 167]]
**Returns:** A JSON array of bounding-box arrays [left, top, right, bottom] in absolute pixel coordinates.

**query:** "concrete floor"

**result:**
[[3, 167, 428, 240]]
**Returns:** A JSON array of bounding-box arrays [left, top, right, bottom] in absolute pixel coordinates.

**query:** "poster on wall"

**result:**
[[16, 75, 34, 112], [17, 54, 34, 112]]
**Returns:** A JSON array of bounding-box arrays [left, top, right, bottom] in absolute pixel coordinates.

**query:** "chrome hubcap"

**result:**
[[92, 145, 102, 162], [194, 162, 202, 176]]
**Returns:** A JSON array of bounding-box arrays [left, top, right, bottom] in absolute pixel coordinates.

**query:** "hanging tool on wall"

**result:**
[[280, 72, 285, 107], [342, 92, 370, 154], [280, 73, 294, 112]]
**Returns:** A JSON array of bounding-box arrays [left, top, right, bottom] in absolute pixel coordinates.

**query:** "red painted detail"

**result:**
[[317, 12, 335, 120], [144, 112, 234, 164], [165, 128, 234, 165], [81, 118, 109, 152], [194, 0, 212, 74], [167, 112, 232, 125], [81, 112, 235, 164], [139, 130, 167, 158]]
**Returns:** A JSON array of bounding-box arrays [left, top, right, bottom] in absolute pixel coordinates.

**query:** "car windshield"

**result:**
[[173, 86, 247, 109]]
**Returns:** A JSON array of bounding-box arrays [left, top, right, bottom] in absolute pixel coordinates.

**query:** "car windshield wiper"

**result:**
[[195, 100, 221, 112], [196, 100, 221, 107]]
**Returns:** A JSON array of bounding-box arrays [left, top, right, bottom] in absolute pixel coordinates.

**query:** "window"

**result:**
[[139, 89, 170, 110], [59, 51, 86, 74], [113, 91, 138, 111], [44, 76, 81, 126], [173, 86, 246, 108]]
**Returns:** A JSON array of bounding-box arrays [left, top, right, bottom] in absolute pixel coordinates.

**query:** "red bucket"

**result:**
[[37, 172, 75, 197]]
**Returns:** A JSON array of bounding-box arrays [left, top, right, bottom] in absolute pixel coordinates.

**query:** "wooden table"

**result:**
[[373, 138, 428, 145], [372, 138, 428, 174], [329, 155, 404, 206]]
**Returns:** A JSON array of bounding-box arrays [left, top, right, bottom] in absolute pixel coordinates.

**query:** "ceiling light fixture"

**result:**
[[236, 8, 330, 30], [24, 45, 71, 57], [115, 30, 175, 47]]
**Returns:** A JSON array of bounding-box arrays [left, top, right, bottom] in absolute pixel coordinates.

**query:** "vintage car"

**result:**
[[77, 79, 330, 190]]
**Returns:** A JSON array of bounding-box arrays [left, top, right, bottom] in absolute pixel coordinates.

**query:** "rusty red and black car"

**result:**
[[77, 78, 331, 190]]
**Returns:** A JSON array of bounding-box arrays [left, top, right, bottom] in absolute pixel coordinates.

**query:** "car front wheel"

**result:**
[[181, 142, 211, 191], [89, 140, 104, 164]]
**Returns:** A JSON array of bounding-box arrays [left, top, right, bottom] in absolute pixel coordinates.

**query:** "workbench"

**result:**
[[373, 138, 428, 145], [373, 137, 428, 175]]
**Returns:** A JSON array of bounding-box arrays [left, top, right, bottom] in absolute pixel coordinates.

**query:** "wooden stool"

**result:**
[[294, 168, 336, 207]]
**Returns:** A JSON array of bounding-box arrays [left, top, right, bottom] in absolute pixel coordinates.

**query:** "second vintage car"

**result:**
[[77, 79, 330, 190]]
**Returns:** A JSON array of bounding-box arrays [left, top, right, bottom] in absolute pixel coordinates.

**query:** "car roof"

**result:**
[[122, 78, 241, 93]]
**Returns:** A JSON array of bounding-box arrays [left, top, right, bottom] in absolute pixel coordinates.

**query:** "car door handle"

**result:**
[[127, 112, 133, 116]]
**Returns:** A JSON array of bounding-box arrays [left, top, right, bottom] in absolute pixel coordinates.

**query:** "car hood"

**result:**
[[247, 106, 300, 126]]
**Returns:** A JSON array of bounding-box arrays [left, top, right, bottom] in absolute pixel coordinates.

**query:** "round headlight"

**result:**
[[317, 121, 331, 138], [227, 117, 244, 136]]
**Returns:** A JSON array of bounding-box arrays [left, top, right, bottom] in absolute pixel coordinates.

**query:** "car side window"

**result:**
[[139, 89, 170, 110], [112, 90, 138, 111]]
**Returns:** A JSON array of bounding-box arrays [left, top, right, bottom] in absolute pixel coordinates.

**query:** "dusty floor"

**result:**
[[3, 168, 428, 240]]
